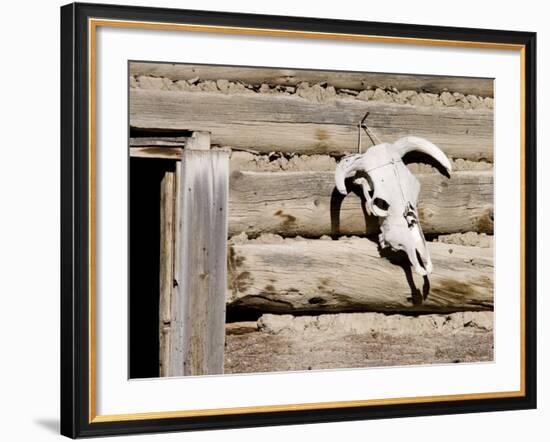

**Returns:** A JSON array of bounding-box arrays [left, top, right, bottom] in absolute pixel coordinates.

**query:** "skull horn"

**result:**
[[391, 136, 452, 174], [334, 154, 363, 195]]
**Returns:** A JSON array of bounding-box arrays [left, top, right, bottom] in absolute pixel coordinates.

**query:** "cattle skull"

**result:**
[[334, 136, 452, 276]]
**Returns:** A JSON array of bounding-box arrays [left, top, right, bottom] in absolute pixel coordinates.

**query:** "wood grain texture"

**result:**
[[186, 131, 211, 150], [177, 149, 229, 376], [129, 89, 493, 160], [227, 238, 493, 314], [159, 170, 175, 377], [228, 170, 494, 237], [130, 63, 494, 97], [129, 136, 188, 147], [168, 162, 184, 377], [130, 146, 183, 160]]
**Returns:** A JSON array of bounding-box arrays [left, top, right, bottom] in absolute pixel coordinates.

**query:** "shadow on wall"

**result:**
[[33, 418, 58, 434]]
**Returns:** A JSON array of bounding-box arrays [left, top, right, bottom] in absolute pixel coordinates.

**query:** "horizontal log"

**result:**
[[130, 63, 494, 97], [130, 89, 493, 160], [228, 170, 493, 236], [130, 146, 183, 159], [227, 238, 493, 314], [130, 136, 188, 147]]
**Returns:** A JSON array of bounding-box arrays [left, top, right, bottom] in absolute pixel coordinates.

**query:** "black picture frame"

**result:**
[[61, 2, 537, 438]]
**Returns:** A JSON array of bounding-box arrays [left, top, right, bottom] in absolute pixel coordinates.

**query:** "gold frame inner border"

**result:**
[[88, 17, 527, 424]]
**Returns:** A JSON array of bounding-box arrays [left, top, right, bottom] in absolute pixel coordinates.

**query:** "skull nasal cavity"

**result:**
[[373, 198, 389, 211]]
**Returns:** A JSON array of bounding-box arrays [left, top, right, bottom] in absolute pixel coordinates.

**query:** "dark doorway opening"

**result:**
[[129, 158, 174, 378]]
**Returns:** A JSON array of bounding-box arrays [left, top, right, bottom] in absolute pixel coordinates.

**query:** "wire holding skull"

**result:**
[[357, 111, 382, 153]]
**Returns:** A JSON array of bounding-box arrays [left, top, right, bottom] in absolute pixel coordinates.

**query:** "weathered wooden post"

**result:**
[[159, 131, 229, 377], [159, 164, 176, 376]]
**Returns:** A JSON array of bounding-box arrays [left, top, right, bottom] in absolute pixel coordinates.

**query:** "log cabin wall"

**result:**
[[129, 62, 494, 375]]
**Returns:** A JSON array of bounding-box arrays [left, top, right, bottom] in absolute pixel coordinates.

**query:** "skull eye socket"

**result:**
[[373, 198, 389, 211]]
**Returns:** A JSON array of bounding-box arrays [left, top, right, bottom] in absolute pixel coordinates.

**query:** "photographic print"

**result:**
[[128, 62, 494, 379], [61, 4, 536, 436]]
